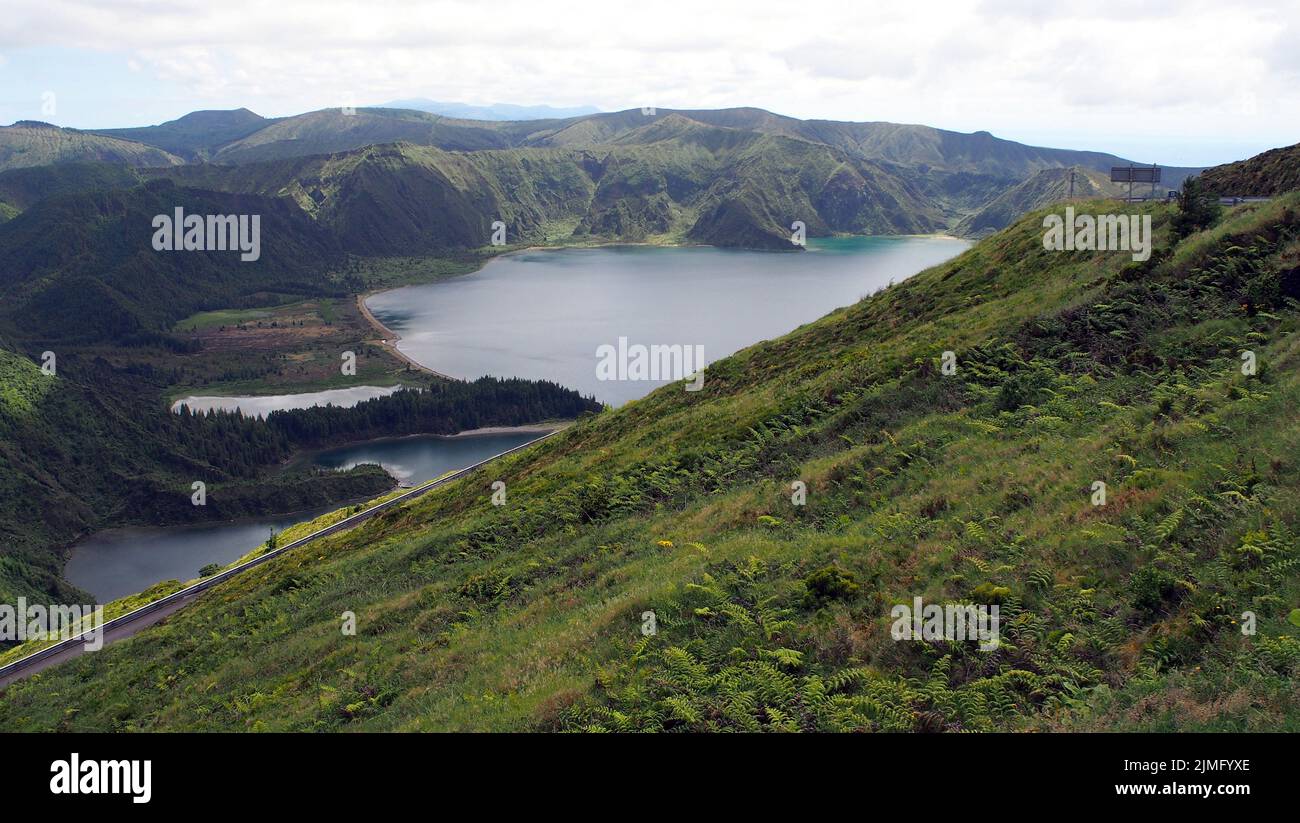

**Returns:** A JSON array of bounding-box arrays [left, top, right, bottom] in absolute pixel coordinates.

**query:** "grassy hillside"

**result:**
[[1201, 141, 1300, 197], [3, 194, 1297, 731], [0, 122, 182, 173], [956, 166, 1127, 236]]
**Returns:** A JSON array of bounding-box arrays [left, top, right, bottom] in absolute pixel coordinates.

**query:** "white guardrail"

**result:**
[[0, 429, 559, 683]]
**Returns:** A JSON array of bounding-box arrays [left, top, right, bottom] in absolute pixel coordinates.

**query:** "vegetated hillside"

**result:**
[[1200, 141, 1300, 197], [0, 163, 147, 220], [91, 109, 274, 161], [2, 107, 1206, 245], [0, 180, 347, 343], [0, 173, 602, 605], [210, 104, 1197, 190], [0, 121, 183, 173], [378, 100, 603, 121], [0, 344, 395, 606], [159, 143, 597, 253], [0, 338, 597, 608], [956, 166, 1127, 236], [4, 190, 1296, 732], [542, 108, 1190, 181], [161, 133, 939, 252], [210, 108, 526, 163]]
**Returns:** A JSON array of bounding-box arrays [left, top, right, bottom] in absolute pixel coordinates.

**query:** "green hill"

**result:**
[[956, 166, 1128, 236], [0, 180, 346, 343], [0, 162, 146, 218], [92, 109, 273, 161], [1200, 141, 1300, 197], [0, 107, 1209, 247], [3, 190, 1296, 731], [156, 136, 939, 252], [0, 121, 182, 173], [210, 108, 520, 163]]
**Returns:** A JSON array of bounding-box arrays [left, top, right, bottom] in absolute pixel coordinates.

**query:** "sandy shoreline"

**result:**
[[354, 293, 456, 380], [446, 422, 571, 438]]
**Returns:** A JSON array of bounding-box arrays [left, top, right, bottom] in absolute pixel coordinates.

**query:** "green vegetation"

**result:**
[[1172, 176, 1223, 239], [1201, 140, 1300, 197], [0, 181, 346, 344], [0, 339, 595, 607], [261, 378, 596, 448], [1, 107, 1207, 251], [175, 307, 274, 332], [90, 109, 271, 162], [3, 193, 1297, 732], [0, 121, 182, 173], [956, 166, 1127, 237]]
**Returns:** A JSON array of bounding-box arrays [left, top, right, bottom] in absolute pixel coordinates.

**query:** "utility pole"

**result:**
[[1068, 169, 1075, 199]]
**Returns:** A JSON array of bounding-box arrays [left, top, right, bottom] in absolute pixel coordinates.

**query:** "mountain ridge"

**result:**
[[0, 106, 1213, 250]]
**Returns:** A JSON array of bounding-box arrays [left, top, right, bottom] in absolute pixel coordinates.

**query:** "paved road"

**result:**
[[0, 429, 558, 689]]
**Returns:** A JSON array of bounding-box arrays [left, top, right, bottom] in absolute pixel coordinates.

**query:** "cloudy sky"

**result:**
[[0, 0, 1295, 165]]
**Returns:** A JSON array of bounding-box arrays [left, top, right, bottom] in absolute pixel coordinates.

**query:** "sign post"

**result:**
[[1111, 165, 1162, 201]]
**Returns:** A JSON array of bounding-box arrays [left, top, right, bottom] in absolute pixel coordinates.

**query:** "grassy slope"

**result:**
[[956, 166, 1128, 236], [3, 197, 1299, 731], [1200, 141, 1300, 197], [0, 124, 183, 173]]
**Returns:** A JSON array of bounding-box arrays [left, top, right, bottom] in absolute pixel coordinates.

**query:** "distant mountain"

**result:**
[[0, 106, 1211, 247], [1200, 141, 1300, 197], [91, 108, 273, 161], [0, 121, 182, 173], [208, 108, 524, 163], [379, 99, 602, 121], [160, 130, 940, 252]]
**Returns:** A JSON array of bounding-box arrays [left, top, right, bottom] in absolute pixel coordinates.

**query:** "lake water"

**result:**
[[308, 430, 542, 486], [66, 431, 544, 602], [366, 237, 968, 405], [171, 384, 402, 417]]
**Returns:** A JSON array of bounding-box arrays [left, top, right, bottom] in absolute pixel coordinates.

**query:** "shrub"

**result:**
[[802, 565, 860, 609], [1129, 566, 1180, 615], [971, 583, 1011, 605]]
